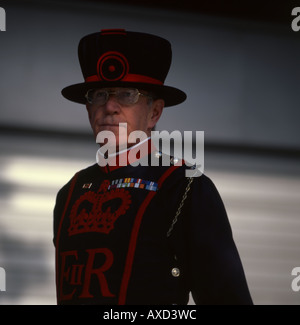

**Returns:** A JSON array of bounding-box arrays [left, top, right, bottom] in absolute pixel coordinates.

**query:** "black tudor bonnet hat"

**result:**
[[61, 29, 186, 107]]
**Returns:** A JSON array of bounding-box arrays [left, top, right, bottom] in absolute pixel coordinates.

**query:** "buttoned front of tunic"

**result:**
[[53, 141, 253, 305]]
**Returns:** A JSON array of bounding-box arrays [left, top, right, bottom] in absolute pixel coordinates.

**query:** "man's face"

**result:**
[[86, 87, 164, 150]]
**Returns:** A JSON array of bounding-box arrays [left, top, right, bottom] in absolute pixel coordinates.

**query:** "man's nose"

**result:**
[[102, 96, 121, 115]]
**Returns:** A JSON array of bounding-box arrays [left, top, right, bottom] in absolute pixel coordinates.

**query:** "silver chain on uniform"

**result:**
[[166, 177, 194, 237]]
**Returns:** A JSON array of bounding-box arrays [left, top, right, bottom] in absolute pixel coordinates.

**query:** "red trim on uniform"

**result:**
[[118, 164, 181, 305], [157, 163, 183, 188], [85, 74, 163, 85], [55, 172, 79, 303]]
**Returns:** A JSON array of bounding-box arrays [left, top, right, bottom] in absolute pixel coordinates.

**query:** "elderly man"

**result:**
[[53, 29, 253, 305]]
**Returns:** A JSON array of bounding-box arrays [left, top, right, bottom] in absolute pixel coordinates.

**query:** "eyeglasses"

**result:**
[[85, 88, 153, 106]]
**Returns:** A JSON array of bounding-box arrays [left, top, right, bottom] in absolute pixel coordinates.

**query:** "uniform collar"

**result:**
[[96, 137, 156, 173]]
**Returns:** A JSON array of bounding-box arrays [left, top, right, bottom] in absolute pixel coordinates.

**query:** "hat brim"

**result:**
[[61, 81, 186, 107]]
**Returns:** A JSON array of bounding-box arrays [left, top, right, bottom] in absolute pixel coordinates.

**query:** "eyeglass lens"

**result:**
[[86, 88, 141, 106]]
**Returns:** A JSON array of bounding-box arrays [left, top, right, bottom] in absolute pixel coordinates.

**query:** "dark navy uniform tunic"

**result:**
[[53, 144, 253, 305]]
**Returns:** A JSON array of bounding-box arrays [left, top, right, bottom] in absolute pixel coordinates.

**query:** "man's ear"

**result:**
[[148, 99, 164, 130]]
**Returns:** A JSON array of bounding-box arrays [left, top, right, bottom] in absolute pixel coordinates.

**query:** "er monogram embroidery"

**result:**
[[68, 180, 131, 236]]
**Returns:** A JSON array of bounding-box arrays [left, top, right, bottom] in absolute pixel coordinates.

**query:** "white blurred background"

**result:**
[[0, 0, 300, 305]]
